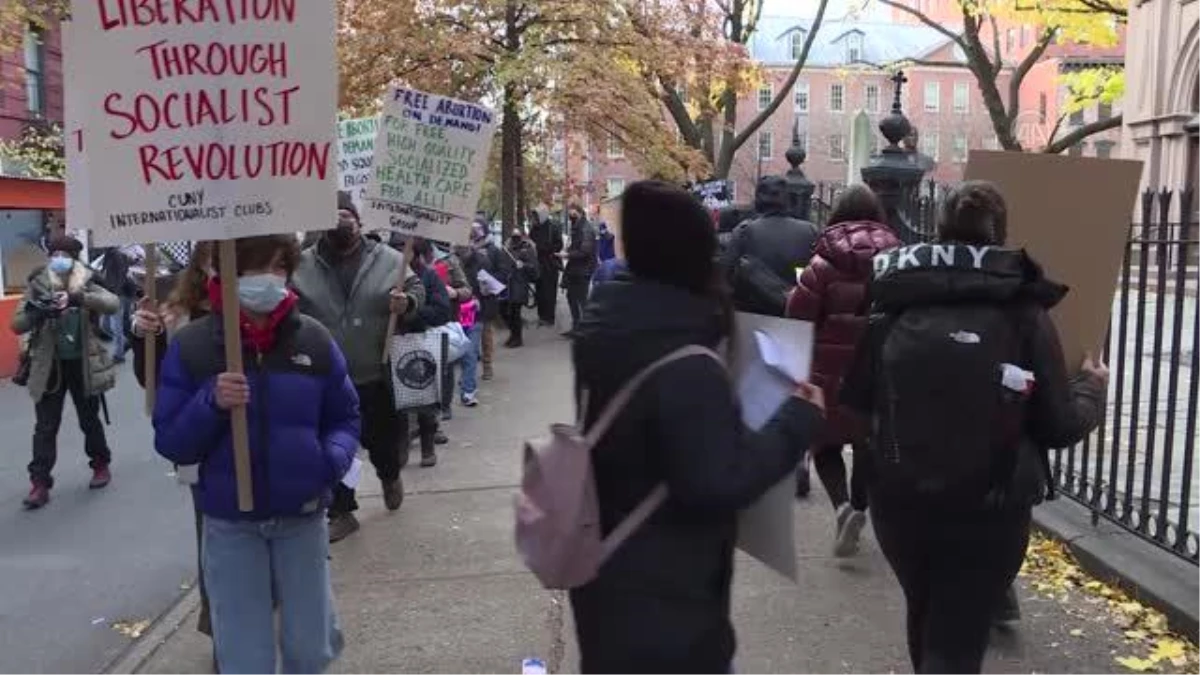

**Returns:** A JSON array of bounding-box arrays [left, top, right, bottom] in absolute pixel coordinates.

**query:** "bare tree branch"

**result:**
[[1042, 114, 1123, 154], [1007, 28, 1055, 127], [874, 0, 966, 47], [728, 0, 829, 152]]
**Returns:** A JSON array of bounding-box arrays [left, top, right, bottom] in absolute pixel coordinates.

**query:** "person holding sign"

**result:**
[[153, 235, 359, 674], [569, 182, 825, 673], [841, 181, 1109, 673], [293, 191, 425, 543], [13, 235, 119, 510]]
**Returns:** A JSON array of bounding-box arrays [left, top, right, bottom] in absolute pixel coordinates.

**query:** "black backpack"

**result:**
[[870, 302, 1032, 503]]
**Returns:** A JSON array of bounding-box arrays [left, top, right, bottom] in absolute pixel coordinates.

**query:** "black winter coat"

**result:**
[[569, 279, 823, 674], [720, 213, 820, 286], [841, 244, 1106, 510]]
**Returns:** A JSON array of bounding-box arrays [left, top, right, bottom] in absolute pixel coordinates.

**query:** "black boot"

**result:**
[[420, 434, 438, 467]]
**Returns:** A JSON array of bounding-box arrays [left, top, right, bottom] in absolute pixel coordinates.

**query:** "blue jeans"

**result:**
[[460, 322, 482, 397], [203, 512, 343, 674]]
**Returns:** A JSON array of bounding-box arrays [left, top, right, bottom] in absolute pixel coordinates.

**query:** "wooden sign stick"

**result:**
[[142, 243, 158, 417], [380, 236, 416, 364], [218, 239, 254, 512]]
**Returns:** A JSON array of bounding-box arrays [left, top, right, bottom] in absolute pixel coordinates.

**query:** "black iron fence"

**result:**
[[1059, 188, 1199, 564]]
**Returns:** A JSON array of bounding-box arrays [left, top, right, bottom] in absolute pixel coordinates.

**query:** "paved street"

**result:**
[[129, 326, 1146, 674], [0, 368, 196, 673]]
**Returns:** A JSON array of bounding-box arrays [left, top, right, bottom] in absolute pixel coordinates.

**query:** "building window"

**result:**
[[869, 133, 880, 156], [1070, 108, 1085, 126], [921, 131, 940, 161], [1006, 28, 1016, 53], [830, 134, 846, 161], [790, 31, 806, 60], [846, 33, 863, 63], [984, 135, 1000, 150], [794, 81, 810, 113], [952, 133, 968, 162], [758, 83, 774, 111], [1039, 93, 1048, 124], [796, 129, 809, 153], [24, 24, 44, 116], [606, 135, 624, 159], [1095, 140, 1115, 159], [606, 177, 626, 197], [1068, 143, 1085, 157], [1021, 25, 1030, 47], [924, 81, 940, 112], [831, 83, 845, 112], [1098, 102, 1113, 120], [953, 81, 969, 113], [865, 83, 880, 113], [758, 131, 773, 160]]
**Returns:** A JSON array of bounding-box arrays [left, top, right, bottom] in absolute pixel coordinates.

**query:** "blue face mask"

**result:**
[[48, 257, 73, 275], [236, 274, 288, 314]]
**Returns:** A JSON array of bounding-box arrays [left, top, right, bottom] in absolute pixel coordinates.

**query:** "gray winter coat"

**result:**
[[11, 261, 119, 402], [292, 237, 425, 386]]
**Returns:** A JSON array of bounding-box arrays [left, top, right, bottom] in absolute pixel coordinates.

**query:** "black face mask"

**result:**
[[327, 225, 357, 250]]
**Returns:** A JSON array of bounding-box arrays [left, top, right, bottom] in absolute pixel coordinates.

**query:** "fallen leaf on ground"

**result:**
[[1116, 655, 1157, 672], [111, 619, 150, 639], [1070, 628, 1085, 637]]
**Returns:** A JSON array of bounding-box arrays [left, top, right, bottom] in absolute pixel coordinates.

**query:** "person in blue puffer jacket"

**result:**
[[153, 235, 360, 674]]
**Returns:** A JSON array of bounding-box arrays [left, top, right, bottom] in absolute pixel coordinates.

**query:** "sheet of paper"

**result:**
[[342, 457, 364, 489], [732, 312, 815, 583], [477, 269, 507, 297]]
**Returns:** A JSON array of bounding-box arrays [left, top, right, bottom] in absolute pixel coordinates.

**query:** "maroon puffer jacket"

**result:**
[[786, 220, 901, 446]]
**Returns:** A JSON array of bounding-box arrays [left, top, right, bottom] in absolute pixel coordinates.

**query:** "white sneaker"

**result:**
[[461, 392, 479, 407], [834, 508, 867, 558]]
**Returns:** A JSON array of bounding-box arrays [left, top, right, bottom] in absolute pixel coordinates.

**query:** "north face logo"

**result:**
[[291, 353, 313, 367]]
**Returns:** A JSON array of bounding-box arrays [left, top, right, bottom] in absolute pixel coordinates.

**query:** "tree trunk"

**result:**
[[515, 128, 527, 234], [501, 84, 520, 236]]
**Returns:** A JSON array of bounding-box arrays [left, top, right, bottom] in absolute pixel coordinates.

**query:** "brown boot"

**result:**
[[482, 363, 494, 381], [328, 513, 360, 542]]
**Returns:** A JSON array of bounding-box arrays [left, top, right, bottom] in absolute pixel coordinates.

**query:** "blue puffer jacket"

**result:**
[[153, 309, 361, 521]]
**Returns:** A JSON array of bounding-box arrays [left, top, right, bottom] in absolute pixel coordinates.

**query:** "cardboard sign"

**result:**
[[362, 87, 497, 245], [731, 312, 815, 582], [338, 116, 377, 210], [965, 151, 1143, 369], [62, 22, 90, 230], [70, 1, 338, 246]]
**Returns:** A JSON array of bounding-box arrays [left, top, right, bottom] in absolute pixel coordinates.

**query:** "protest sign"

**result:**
[[70, 1, 339, 247], [338, 116, 377, 210], [362, 87, 497, 245], [731, 312, 815, 582], [965, 151, 1143, 369]]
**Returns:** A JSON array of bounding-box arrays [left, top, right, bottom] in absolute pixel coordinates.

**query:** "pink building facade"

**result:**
[[0, 21, 64, 139]]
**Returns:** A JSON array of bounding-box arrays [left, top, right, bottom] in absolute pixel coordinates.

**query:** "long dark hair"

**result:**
[[167, 241, 214, 315]]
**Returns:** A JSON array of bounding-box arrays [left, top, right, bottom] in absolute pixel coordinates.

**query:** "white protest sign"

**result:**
[[63, 22, 91, 232], [70, 1, 338, 246], [362, 87, 497, 245], [337, 116, 377, 210]]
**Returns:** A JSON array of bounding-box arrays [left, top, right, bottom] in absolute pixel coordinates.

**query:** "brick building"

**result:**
[[0, 21, 63, 140], [574, 15, 1016, 208]]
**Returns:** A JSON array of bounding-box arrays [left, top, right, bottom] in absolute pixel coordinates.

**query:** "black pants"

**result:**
[[401, 409, 439, 458], [331, 381, 401, 515], [503, 301, 524, 343], [813, 443, 868, 511], [872, 503, 1031, 673], [564, 277, 589, 330], [30, 358, 111, 488], [536, 264, 560, 323]]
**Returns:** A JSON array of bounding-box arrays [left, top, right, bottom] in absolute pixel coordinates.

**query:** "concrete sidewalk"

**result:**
[[127, 328, 1143, 674]]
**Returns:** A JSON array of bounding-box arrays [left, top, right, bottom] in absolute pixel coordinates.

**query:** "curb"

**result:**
[[1032, 497, 1199, 640], [101, 587, 201, 675]]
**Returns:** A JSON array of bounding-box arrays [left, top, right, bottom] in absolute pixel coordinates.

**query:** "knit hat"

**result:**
[[336, 190, 360, 222], [47, 234, 83, 259], [621, 180, 715, 295]]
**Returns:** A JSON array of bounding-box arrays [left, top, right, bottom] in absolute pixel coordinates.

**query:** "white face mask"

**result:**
[[236, 274, 288, 313]]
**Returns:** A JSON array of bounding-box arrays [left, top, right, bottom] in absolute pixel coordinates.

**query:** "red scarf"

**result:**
[[206, 278, 299, 354]]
